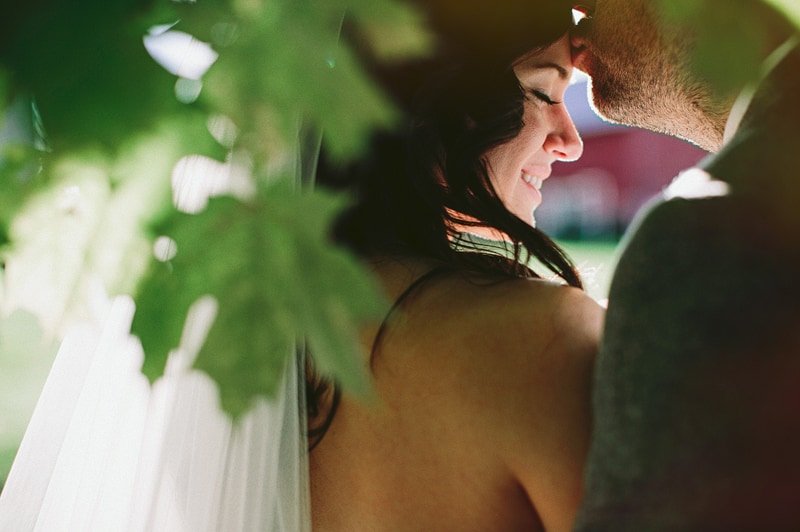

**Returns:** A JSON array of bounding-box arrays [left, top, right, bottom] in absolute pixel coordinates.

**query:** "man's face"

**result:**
[[572, 0, 708, 143]]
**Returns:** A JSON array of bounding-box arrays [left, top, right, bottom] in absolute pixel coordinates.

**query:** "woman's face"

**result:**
[[484, 35, 582, 227]]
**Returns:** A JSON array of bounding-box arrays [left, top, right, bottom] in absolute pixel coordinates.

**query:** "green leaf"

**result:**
[[0, 116, 221, 335], [341, 0, 434, 61], [0, 2, 225, 250], [176, 0, 431, 166], [1, 0, 184, 154], [654, 0, 774, 96], [655, 0, 702, 22], [0, 92, 48, 247], [762, 0, 800, 29], [132, 186, 387, 418]]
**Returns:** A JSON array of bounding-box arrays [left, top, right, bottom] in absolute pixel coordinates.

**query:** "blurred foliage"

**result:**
[[0, 0, 180, 153], [0, 92, 48, 247], [2, 118, 217, 335], [0, 0, 428, 416], [763, 0, 800, 28], [655, 0, 800, 96], [175, 0, 432, 162], [132, 188, 386, 417]]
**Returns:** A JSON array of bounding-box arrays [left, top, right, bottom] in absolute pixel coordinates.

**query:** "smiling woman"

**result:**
[[310, 1, 604, 530], [485, 36, 583, 228]]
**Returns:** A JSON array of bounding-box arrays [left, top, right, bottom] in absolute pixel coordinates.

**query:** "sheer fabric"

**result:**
[[0, 295, 310, 531], [0, 125, 321, 531]]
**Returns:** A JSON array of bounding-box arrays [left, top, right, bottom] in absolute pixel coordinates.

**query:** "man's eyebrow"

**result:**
[[532, 62, 569, 80]]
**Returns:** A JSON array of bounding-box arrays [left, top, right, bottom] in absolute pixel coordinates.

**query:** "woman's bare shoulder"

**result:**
[[373, 272, 603, 416], [373, 273, 603, 530], [405, 274, 603, 356]]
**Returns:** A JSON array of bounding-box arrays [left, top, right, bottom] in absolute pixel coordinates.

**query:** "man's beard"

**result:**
[[584, 40, 678, 134], [588, 53, 726, 151], [580, 19, 726, 151]]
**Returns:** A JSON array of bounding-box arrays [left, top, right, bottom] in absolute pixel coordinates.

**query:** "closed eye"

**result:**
[[528, 89, 561, 106]]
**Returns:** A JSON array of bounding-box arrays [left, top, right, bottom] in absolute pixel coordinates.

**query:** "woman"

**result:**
[[310, 1, 604, 530]]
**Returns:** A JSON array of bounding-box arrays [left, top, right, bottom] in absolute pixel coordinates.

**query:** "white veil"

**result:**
[[0, 127, 321, 531]]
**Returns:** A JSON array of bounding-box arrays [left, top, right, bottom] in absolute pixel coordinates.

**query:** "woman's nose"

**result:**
[[545, 107, 583, 162]]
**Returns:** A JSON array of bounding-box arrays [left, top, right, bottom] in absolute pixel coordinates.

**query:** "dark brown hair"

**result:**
[[309, 0, 581, 450]]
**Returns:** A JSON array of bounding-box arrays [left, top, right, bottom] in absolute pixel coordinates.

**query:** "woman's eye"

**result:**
[[529, 89, 561, 106]]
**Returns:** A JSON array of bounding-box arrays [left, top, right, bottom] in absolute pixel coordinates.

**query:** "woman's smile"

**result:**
[[483, 34, 582, 227]]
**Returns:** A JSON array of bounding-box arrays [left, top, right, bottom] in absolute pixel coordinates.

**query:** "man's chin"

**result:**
[[576, 53, 628, 125], [585, 75, 629, 126]]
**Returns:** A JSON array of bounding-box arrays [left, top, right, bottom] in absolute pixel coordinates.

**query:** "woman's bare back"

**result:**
[[310, 259, 603, 531]]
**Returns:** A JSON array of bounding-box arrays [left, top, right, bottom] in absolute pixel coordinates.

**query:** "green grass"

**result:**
[[557, 239, 621, 302]]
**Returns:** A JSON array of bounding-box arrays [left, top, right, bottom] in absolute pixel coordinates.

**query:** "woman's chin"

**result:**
[[511, 206, 538, 229]]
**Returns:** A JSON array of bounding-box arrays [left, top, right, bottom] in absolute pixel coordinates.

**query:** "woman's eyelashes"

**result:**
[[528, 89, 561, 106]]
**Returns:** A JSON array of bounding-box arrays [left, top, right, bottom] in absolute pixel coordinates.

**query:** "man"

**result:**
[[571, 1, 800, 528]]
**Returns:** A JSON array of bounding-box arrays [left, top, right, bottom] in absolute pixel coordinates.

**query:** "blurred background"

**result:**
[[549, 71, 706, 300]]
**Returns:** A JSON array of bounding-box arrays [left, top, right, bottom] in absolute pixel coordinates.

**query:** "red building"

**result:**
[[537, 78, 707, 238]]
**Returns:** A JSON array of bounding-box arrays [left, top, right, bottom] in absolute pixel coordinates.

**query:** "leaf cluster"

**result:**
[[1, 0, 431, 418], [655, 0, 800, 96], [176, 0, 432, 164], [132, 187, 388, 418]]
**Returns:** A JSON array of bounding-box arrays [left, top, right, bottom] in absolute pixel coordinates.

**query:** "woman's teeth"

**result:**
[[522, 173, 544, 190]]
